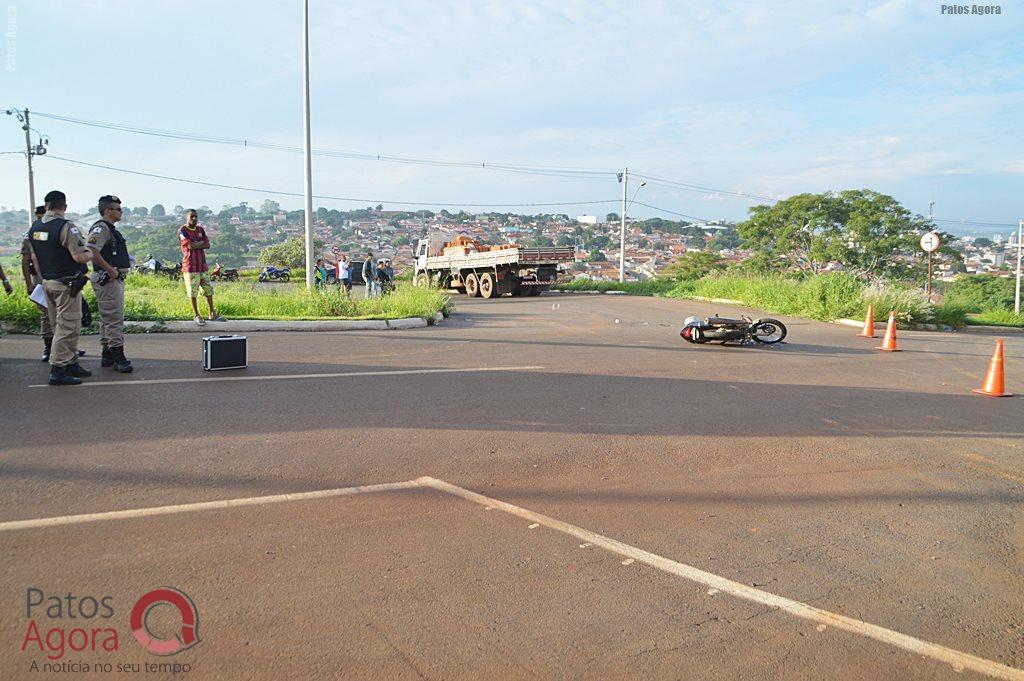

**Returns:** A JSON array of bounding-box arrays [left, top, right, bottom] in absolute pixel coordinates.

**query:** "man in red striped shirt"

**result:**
[[179, 209, 225, 325]]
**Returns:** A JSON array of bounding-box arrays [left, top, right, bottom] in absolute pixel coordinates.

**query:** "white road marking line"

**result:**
[[5, 474, 1023, 679], [528, 523, 539, 529], [28, 365, 545, 388], [417, 476, 1024, 681], [0, 479, 425, 532], [580, 543, 592, 548]]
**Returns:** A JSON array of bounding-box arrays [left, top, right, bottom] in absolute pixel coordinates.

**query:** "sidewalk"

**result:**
[[125, 313, 445, 333]]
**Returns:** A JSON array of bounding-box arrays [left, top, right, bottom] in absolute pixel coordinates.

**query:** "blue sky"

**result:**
[[1, 0, 1021, 234]]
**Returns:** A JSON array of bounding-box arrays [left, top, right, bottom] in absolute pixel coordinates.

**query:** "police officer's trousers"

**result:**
[[93, 275, 125, 349], [42, 280, 82, 367]]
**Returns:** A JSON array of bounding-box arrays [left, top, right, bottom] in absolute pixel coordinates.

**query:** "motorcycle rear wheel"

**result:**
[[751, 319, 787, 344]]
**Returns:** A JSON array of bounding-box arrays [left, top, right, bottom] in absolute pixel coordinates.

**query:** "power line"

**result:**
[[29, 111, 1022, 227], [632, 201, 715, 223], [631, 172, 779, 203], [33, 111, 617, 180], [931, 217, 1018, 228], [44, 155, 621, 209]]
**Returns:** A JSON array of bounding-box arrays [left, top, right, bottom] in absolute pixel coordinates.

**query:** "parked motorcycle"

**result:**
[[211, 264, 240, 281], [134, 261, 181, 280], [258, 266, 291, 283], [680, 314, 787, 345]]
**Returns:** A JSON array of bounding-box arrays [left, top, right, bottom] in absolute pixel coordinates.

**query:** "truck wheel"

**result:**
[[479, 272, 497, 299], [465, 273, 480, 297]]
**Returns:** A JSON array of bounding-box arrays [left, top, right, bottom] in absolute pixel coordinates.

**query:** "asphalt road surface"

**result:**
[[1, 293, 1021, 680]]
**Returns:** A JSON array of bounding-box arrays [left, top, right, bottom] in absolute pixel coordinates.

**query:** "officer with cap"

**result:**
[[26, 190, 94, 385], [87, 195, 133, 372]]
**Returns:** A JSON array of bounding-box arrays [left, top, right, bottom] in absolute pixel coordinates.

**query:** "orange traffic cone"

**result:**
[[857, 304, 875, 338], [876, 312, 900, 352], [972, 339, 1012, 397]]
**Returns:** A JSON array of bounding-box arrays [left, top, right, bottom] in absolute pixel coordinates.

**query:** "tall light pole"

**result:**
[[619, 167, 628, 282], [618, 168, 646, 282], [1014, 218, 1023, 315], [5, 108, 48, 228], [302, 0, 315, 291]]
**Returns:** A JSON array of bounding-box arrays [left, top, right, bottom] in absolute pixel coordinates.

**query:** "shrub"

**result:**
[[943, 275, 1014, 312]]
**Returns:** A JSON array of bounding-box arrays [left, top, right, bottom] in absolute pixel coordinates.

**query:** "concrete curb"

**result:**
[[550, 289, 616, 295], [123, 314, 442, 334], [833, 317, 954, 333], [960, 324, 1024, 335]]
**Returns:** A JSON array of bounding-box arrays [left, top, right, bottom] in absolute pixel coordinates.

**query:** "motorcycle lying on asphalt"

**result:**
[[680, 314, 787, 345], [258, 266, 291, 283]]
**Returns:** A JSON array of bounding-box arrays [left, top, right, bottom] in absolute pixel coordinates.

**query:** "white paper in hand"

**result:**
[[29, 284, 47, 309]]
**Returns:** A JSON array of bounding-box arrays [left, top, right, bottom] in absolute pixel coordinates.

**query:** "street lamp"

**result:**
[[618, 167, 646, 282], [5, 108, 48, 229], [301, 0, 315, 291], [1014, 218, 1022, 314]]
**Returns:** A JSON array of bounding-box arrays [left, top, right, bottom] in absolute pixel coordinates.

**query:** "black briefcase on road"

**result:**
[[203, 335, 247, 371]]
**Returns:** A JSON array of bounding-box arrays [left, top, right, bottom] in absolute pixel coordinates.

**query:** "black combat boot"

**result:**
[[101, 345, 114, 368], [111, 346, 133, 373], [64, 362, 92, 378], [48, 366, 83, 386], [41, 336, 53, 362]]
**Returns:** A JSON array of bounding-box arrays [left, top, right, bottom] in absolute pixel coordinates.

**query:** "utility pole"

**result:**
[[619, 167, 628, 283], [1015, 218, 1023, 315], [5, 107, 47, 228], [927, 201, 935, 297], [302, 0, 315, 291]]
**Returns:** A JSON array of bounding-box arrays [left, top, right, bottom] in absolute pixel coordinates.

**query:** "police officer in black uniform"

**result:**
[[27, 190, 94, 386]]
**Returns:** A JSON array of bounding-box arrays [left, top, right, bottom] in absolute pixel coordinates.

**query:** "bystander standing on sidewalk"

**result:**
[[362, 252, 378, 298], [179, 209, 225, 326]]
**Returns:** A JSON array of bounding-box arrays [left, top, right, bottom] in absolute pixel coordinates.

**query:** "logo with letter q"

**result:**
[[130, 588, 200, 656]]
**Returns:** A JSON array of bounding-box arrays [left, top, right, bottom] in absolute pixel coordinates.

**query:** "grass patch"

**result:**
[[967, 309, 1024, 328], [666, 273, 947, 325], [553, 279, 677, 295], [0, 273, 448, 333]]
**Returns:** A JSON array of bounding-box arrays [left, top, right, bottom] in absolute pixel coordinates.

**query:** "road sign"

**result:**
[[331, 245, 340, 254], [920, 232, 941, 253]]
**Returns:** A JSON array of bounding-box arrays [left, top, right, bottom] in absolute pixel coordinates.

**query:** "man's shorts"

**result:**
[[184, 271, 214, 299]]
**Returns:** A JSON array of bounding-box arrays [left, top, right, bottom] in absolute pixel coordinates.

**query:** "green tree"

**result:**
[[606, 213, 620, 223], [134, 206, 149, 218], [737, 190, 935, 279], [207, 224, 251, 267], [124, 223, 181, 262], [587, 249, 607, 262], [258, 236, 325, 268], [657, 251, 725, 282], [261, 199, 281, 214], [151, 204, 166, 218], [707, 228, 740, 252]]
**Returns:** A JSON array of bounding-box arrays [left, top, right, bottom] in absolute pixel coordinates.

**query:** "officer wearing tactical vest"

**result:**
[[27, 190, 94, 386], [87, 195, 133, 372]]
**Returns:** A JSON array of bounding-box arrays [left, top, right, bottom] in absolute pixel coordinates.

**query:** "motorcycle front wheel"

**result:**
[[751, 319, 787, 344]]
